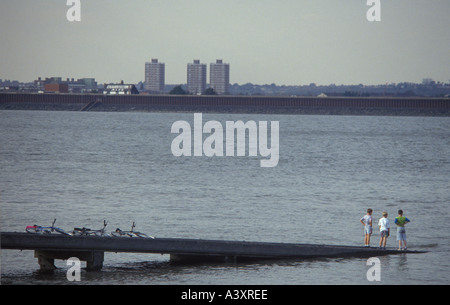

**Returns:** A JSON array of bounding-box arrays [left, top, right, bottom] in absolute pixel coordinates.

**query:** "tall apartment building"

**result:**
[[210, 59, 230, 95], [187, 60, 207, 95], [144, 59, 165, 93]]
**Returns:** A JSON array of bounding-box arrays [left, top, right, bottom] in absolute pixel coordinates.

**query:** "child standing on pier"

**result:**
[[360, 208, 373, 247], [378, 212, 390, 250], [395, 210, 410, 251]]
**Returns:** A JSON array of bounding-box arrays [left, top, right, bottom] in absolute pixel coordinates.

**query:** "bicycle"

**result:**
[[25, 219, 71, 236], [72, 220, 109, 237], [111, 222, 154, 239]]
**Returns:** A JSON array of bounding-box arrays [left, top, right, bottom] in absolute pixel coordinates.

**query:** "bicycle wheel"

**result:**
[[111, 231, 125, 237], [53, 227, 71, 236], [134, 232, 154, 239], [26, 226, 39, 234], [26, 226, 51, 234], [94, 230, 108, 237], [71, 229, 83, 236]]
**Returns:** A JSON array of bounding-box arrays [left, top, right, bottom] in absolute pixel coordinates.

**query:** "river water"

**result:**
[[1, 110, 449, 285]]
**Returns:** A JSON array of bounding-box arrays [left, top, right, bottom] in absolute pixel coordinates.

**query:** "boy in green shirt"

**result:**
[[394, 209, 410, 251]]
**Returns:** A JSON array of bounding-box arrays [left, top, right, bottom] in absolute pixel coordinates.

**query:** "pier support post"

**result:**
[[35, 251, 57, 272], [34, 250, 104, 272], [86, 251, 104, 271]]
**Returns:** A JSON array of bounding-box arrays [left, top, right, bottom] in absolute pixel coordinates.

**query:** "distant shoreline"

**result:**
[[1, 93, 449, 116]]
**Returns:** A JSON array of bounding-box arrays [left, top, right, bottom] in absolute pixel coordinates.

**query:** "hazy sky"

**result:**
[[1, 0, 449, 85]]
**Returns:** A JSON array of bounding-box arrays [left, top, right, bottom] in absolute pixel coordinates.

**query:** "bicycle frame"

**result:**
[[72, 220, 108, 236], [111, 222, 154, 238], [26, 219, 70, 235]]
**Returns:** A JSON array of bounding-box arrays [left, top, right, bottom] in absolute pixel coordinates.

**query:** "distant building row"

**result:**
[[32, 77, 139, 95], [144, 59, 230, 95], [34, 77, 98, 93]]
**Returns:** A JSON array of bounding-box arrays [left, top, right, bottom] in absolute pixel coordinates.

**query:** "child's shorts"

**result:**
[[397, 227, 407, 240], [364, 226, 372, 234], [380, 230, 389, 238]]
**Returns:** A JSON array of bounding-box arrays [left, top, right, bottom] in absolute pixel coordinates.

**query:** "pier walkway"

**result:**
[[1, 232, 425, 271]]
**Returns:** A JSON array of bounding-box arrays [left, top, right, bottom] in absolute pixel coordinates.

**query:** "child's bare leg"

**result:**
[[364, 234, 370, 246]]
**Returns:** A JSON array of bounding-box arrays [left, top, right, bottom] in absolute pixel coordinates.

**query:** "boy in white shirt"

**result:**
[[378, 211, 390, 250]]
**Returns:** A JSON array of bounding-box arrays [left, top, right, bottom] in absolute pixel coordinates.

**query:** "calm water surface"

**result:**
[[1, 110, 449, 284]]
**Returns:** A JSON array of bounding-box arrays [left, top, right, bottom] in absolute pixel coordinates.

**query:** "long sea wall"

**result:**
[[1, 93, 449, 116]]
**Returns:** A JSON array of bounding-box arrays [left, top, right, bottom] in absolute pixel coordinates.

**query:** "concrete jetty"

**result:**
[[1, 232, 426, 271]]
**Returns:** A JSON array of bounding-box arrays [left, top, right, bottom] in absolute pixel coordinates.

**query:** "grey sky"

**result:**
[[0, 0, 449, 85]]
